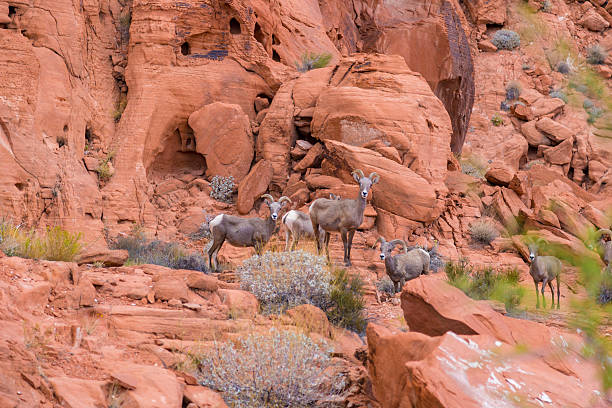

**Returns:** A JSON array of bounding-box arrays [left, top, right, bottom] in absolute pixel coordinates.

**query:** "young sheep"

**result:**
[[207, 194, 291, 271], [281, 194, 340, 252], [595, 228, 612, 266], [528, 239, 562, 309], [310, 169, 379, 266], [374, 237, 430, 293]]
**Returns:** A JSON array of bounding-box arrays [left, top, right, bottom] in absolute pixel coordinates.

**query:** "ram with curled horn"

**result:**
[[207, 194, 291, 271], [309, 169, 380, 266], [374, 237, 430, 293], [527, 237, 562, 309]]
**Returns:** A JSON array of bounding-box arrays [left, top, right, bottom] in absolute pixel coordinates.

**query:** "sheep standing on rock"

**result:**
[[207, 194, 291, 271], [309, 169, 379, 266], [282, 194, 340, 251], [374, 237, 430, 293], [528, 239, 562, 309]]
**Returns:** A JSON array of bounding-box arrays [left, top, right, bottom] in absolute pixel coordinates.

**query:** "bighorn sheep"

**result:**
[[281, 194, 340, 252], [595, 228, 612, 266], [207, 194, 291, 271], [528, 239, 562, 309], [374, 237, 430, 293], [310, 169, 379, 266]]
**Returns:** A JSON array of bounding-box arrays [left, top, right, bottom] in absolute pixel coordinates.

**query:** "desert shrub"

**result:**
[[556, 59, 573, 74], [586, 45, 607, 65], [540, 0, 552, 12], [327, 268, 366, 333], [584, 98, 595, 109], [195, 328, 342, 408], [549, 89, 568, 103], [505, 81, 521, 101], [491, 29, 520, 50], [238, 251, 332, 314], [95, 151, 115, 182], [469, 219, 499, 244], [587, 106, 604, 124], [427, 242, 446, 272], [295, 52, 332, 72], [113, 230, 208, 272], [491, 113, 504, 127], [376, 276, 395, 295], [460, 155, 488, 179], [0, 220, 82, 262], [445, 260, 524, 311], [598, 267, 612, 304], [210, 175, 235, 203], [112, 97, 127, 122]]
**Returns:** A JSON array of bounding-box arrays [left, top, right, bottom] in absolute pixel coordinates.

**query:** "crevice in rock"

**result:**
[[229, 17, 241, 35]]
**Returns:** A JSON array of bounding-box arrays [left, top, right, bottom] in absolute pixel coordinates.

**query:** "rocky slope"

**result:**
[[0, 0, 612, 406]]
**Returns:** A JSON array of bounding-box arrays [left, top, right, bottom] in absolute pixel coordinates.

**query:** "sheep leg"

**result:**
[[541, 278, 548, 309], [556, 274, 561, 310], [340, 229, 349, 266], [208, 238, 224, 272], [312, 220, 322, 255], [346, 230, 355, 267], [284, 229, 291, 252], [534, 280, 540, 309], [324, 232, 331, 264], [291, 234, 299, 251], [547, 280, 555, 308]]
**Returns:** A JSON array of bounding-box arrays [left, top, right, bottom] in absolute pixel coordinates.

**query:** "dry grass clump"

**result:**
[[0, 220, 82, 262], [469, 219, 499, 244]]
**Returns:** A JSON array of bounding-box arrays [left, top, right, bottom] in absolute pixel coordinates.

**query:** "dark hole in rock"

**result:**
[[254, 22, 265, 46], [57, 136, 66, 147], [272, 34, 280, 45], [181, 42, 191, 56], [8, 6, 16, 18], [63, 125, 69, 132], [272, 49, 281, 62], [229, 18, 241, 34], [15, 183, 25, 191]]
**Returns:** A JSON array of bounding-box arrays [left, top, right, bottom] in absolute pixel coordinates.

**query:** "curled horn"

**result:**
[[351, 169, 365, 179], [389, 239, 408, 253], [369, 172, 380, 183], [260, 194, 274, 203], [278, 196, 292, 205], [373, 236, 386, 249], [596, 228, 612, 239]]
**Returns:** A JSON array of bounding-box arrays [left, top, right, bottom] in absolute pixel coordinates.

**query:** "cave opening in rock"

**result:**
[[181, 42, 191, 56], [254, 22, 265, 46], [229, 18, 241, 35], [8, 6, 16, 18], [57, 136, 66, 148], [147, 128, 206, 182], [85, 126, 93, 144], [272, 49, 281, 62], [63, 125, 69, 133]]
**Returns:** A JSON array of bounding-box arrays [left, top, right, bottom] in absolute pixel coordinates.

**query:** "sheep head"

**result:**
[[374, 237, 407, 260], [352, 169, 380, 199], [261, 194, 292, 221], [528, 237, 546, 261]]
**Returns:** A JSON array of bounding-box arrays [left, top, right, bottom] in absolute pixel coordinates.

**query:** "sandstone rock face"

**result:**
[[237, 160, 274, 214], [311, 54, 453, 188], [189, 103, 254, 183]]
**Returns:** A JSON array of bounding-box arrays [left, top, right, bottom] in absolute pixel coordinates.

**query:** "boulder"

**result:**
[[484, 165, 513, 186], [311, 55, 452, 188], [580, 9, 610, 31], [367, 324, 606, 408], [535, 117, 574, 143], [537, 209, 561, 228], [77, 248, 129, 267], [218, 289, 259, 319], [477, 39, 497, 52], [324, 140, 442, 223], [236, 160, 273, 214], [183, 385, 228, 408], [49, 377, 106, 408], [542, 138, 573, 165], [293, 142, 324, 172], [153, 275, 191, 303], [189, 103, 254, 183], [530, 97, 565, 118], [521, 120, 552, 147], [75, 277, 97, 307], [112, 364, 184, 408], [185, 273, 219, 292], [463, 0, 506, 24], [178, 207, 208, 235]]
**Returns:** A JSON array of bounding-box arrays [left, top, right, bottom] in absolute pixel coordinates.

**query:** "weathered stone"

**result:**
[[236, 160, 274, 215]]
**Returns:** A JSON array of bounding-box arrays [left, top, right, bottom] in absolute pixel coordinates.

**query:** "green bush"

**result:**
[[491, 113, 504, 127], [491, 29, 520, 50], [95, 151, 115, 182], [549, 89, 568, 103], [194, 328, 342, 408], [112, 97, 127, 123], [586, 45, 607, 65], [0, 220, 82, 262], [327, 268, 366, 333], [295, 52, 332, 72], [445, 260, 524, 311], [112, 227, 209, 272], [209, 175, 235, 203], [469, 219, 499, 244]]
